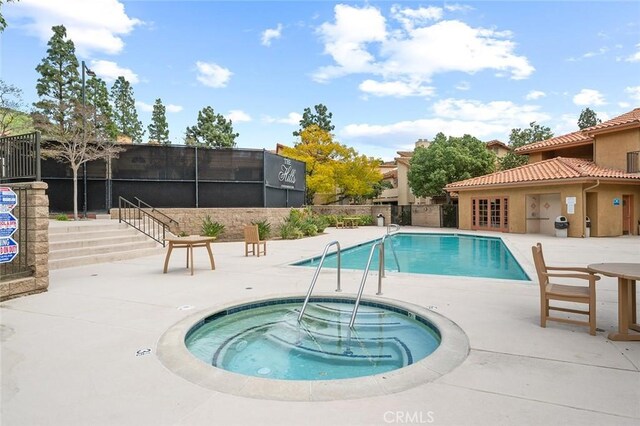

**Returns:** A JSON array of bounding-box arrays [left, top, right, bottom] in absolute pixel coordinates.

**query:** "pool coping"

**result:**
[[156, 293, 470, 401]]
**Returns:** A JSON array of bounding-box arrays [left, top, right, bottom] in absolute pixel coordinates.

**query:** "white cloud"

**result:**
[[195, 61, 232, 88], [7, 0, 142, 55], [136, 101, 153, 112], [136, 101, 183, 113], [90, 60, 139, 84], [618, 101, 631, 108], [342, 98, 550, 141], [261, 23, 283, 46], [263, 112, 302, 125], [625, 86, 640, 101], [525, 90, 546, 100], [573, 89, 606, 106], [226, 110, 251, 122], [313, 4, 387, 82], [455, 81, 471, 91], [358, 79, 435, 97], [390, 5, 443, 31], [444, 4, 474, 13], [166, 104, 183, 113], [313, 4, 534, 90], [625, 43, 640, 62]]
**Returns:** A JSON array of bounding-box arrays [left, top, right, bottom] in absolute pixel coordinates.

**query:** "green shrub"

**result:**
[[279, 221, 303, 239], [358, 215, 373, 226], [300, 220, 318, 237], [55, 213, 69, 221], [252, 219, 272, 240], [201, 215, 225, 238]]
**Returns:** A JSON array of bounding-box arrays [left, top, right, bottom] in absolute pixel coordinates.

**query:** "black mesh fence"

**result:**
[[41, 144, 305, 212]]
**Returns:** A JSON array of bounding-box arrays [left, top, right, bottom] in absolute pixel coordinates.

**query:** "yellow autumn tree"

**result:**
[[280, 125, 382, 204]]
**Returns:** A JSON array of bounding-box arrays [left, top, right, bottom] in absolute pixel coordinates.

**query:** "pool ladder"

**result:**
[[297, 241, 342, 322], [297, 225, 401, 328]]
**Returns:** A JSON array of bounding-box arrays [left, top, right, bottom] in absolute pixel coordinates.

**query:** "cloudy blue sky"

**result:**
[[2, 0, 639, 160]]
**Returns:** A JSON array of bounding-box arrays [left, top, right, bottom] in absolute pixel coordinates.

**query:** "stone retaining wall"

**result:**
[[411, 204, 441, 227], [110, 204, 392, 240], [0, 181, 49, 301]]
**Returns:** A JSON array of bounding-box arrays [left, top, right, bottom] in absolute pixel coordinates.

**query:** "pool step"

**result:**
[[293, 306, 405, 331]]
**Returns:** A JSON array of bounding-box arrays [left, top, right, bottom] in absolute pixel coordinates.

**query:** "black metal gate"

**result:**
[[391, 205, 412, 225], [0, 132, 41, 183], [441, 204, 459, 228]]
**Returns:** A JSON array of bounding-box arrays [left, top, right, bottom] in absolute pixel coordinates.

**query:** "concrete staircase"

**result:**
[[49, 219, 165, 270]]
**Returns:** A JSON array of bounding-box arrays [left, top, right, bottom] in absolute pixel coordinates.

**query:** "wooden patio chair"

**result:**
[[531, 243, 599, 335], [244, 225, 266, 257]]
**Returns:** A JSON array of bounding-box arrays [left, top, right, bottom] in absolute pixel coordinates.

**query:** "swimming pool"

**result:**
[[294, 233, 530, 281], [185, 298, 441, 381]]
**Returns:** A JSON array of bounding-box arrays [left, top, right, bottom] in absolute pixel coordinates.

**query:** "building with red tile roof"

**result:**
[[445, 108, 640, 237]]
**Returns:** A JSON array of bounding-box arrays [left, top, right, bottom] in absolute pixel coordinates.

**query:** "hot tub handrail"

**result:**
[[297, 240, 341, 322], [349, 240, 385, 328]]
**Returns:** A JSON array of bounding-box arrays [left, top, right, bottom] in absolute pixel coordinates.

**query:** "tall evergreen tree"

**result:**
[[147, 98, 170, 144], [293, 104, 335, 137], [110, 76, 144, 143], [33, 25, 121, 220], [577, 107, 602, 129], [498, 121, 553, 170], [33, 24, 80, 139], [86, 76, 118, 140], [185, 106, 238, 148]]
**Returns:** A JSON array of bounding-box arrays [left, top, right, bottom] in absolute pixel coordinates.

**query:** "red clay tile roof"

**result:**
[[514, 107, 640, 154], [514, 130, 593, 154], [584, 107, 640, 134], [445, 157, 640, 190], [486, 140, 509, 149], [396, 151, 414, 157]]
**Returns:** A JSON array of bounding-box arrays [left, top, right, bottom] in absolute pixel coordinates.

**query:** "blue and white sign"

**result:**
[[0, 212, 17, 238], [0, 237, 18, 263], [0, 187, 18, 212]]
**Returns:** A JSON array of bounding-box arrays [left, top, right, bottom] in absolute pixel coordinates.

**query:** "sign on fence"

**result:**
[[0, 187, 18, 212], [0, 186, 18, 263], [0, 237, 18, 263]]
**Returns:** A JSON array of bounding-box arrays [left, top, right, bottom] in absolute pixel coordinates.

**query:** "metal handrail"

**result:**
[[297, 241, 341, 322], [348, 240, 385, 328], [387, 223, 400, 234], [134, 197, 178, 225], [118, 196, 172, 247]]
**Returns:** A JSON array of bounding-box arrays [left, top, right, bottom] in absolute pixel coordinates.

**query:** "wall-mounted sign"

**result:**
[[566, 196, 576, 214], [264, 152, 306, 192], [613, 198, 620, 206]]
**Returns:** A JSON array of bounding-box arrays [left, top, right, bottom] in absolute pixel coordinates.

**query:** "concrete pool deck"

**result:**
[[1, 223, 639, 425]]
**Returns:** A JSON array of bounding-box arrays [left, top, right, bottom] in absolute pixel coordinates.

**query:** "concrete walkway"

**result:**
[[1, 223, 639, 425]]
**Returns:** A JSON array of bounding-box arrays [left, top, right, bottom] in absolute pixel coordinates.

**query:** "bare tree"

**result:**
[[40, 104, 122, 219]]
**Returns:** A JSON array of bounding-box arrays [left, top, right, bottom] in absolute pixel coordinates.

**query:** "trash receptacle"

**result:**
[[377, 214, 385, 227], [585, 216, 591, 238], [554, 216, 569, 237]]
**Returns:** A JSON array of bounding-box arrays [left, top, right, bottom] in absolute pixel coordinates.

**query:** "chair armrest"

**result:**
[[545, 272, 600, 281], [546, 266, 591, 273]]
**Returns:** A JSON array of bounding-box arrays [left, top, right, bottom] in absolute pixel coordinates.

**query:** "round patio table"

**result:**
[[587, 263, 640, 341]]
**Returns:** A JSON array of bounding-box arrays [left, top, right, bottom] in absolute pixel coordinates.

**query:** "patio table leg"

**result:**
[[163, 242, 174, 273], [206, 242, 215, 270]]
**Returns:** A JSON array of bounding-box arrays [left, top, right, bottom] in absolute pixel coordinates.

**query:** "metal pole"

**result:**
[[82, 61, 87, 218], [194, 145, 199, 208]]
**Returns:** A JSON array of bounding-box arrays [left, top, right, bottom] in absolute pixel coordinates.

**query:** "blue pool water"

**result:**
[[185, 298, 441, 381], [295, 233, 530, 281]]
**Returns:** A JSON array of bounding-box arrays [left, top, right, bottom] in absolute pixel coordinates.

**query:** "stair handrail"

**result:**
[[348, 240, 385, 328], [118, 196, 172, 247], [297, 240, 341, 322], [134, 197, 178, 225], [386, 223, 400, 235], [380, 225, 401, 277]]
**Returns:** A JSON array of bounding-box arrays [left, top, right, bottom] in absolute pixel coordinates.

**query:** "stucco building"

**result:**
[[445, 108, 640, 237]]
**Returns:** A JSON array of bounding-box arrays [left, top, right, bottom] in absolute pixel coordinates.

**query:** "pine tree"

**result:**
[[33, 25, 81, 138], [147, 98, 170, 144], [110, 76, 144, 143], [293, 104, 335, 137], [185, 106, 238, 148], [577, 108, 602, 129], [86, 76, 118, 140]]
